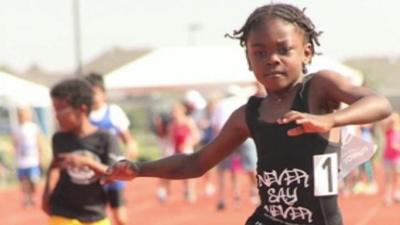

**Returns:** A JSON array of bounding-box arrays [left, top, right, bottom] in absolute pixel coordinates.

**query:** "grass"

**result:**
[[133, 129, 161, 161]]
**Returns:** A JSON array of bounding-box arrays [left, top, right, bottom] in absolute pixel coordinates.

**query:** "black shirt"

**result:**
[[49, 130, 122, 222], [245, 77, 343, 225]]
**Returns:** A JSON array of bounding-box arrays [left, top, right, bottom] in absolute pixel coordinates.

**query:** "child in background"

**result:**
[[12, 105, 45, 207], [167, 102, 200, 203], [382, 112, 400, 205], [152, 112, 173, 202], [42, 78, 123, 225], [211, 86, 258, 210], [104, 3, 391, 225], [183, 91, 217, 197], [352, 123, 379, 195], [85, 73, 137, 225]]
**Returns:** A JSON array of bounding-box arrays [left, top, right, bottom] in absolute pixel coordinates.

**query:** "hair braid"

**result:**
[[226, 3, 322, 56]]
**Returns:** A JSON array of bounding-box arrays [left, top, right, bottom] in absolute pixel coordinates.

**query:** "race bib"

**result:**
[[313, 153, 338, 196]]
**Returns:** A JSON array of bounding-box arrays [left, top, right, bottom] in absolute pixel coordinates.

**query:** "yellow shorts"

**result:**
[[49, 216, 111, 225]]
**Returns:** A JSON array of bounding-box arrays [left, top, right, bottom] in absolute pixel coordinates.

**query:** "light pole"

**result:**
[[187, 23, 202, 46], [72, 0, 82, 76]]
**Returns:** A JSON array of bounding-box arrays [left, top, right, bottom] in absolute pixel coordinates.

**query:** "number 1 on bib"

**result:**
[[313, 153, 338, 196]]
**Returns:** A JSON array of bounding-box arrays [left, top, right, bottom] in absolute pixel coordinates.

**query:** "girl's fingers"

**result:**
[[295, 118, 309, 125], [101, 165, 117, 183], [287, 126, 305, 136], [278, 111, 304, 124], [122, 163, 131, 171], [101, 161, 136, 184], [101, 175, 116, 185], [105, 166, 114, 175]]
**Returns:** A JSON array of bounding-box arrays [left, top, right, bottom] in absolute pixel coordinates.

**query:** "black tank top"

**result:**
[[245, 77, 343, 225]]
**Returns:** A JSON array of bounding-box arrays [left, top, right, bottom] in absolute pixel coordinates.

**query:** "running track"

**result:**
[[1, 167, 399, 225]]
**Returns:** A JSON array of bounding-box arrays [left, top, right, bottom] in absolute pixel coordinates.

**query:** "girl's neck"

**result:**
[[93, 101, 107, 111], [73, 120, 98, 138], [267, 78, 303, 103]]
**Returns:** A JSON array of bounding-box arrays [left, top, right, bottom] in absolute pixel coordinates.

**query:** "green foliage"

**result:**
[[132, 129, 161, 161], [123, 106, 162, 160], [0, 135, 17, 186]]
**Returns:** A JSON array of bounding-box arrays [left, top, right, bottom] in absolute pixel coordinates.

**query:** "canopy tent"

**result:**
[[104, 46, 255, 93], [0, 71, 51, 107], [0, 71, 52, 135], [105, 46, 364, 94]]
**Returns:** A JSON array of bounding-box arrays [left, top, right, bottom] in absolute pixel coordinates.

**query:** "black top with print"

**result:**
[[49, 130, 122, 222], [245, 76, 343, 225]]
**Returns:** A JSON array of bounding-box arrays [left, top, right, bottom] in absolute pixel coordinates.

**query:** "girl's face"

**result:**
[[17, 107, 32, 124], [52, 97, 84, 133], [91, 86, 106, 110], [171, 103, 186, 120], [245, 17, 312, 93]]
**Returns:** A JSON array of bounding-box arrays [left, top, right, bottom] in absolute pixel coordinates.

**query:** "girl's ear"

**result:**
[[303, 43, 313, 65], [245, 49, 253, 71], [80, 104, 89, 115]]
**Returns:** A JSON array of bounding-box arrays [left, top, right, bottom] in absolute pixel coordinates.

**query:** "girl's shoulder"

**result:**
[[304, 71, 344, 113], [307, 70, 352, 88], [228, 103, 250, 133]]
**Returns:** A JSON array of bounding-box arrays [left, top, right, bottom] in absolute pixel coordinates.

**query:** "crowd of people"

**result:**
[[338, 112, 400, 206], [7, 74, 399, 225], [0, 2, 398, 225], [151, 86, 262, 209]]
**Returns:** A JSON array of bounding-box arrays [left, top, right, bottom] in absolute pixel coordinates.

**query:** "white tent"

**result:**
[[105, 46, 364, 94], [105, 46, 255, 93], [0, 71, 51, 107], [0, 71, 52, 134]]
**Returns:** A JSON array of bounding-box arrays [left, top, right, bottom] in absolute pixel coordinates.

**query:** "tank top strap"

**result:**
[[245, 96, 263, 136], [104, 105, 111, 120], [291, 74, 314, 113]]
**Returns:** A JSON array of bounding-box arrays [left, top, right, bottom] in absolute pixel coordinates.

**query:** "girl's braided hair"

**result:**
[[226, 3, 322, 56]]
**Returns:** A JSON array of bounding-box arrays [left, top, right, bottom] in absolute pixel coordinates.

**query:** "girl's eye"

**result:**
[[254, 51, 267, 58], [278, 47, 291, 55]]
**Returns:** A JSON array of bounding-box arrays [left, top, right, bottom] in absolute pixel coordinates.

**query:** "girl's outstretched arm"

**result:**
[[315, 70, 392, 126], [104, 106, 250, 181], [278, 70, 392, 136], [41, 159, 60, 214]]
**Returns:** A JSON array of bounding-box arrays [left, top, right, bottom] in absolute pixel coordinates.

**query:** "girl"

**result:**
[[382, 112, 400, 205], [42, 79, 123, 225], [165, 102, 200, 203], [104, 3, 391, 225]]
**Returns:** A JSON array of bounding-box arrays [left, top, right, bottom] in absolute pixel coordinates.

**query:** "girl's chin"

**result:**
[[264, 79, 287, 88]]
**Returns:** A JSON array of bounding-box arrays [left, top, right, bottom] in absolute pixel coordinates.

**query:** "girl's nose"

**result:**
[[265, 53, 280, 67]]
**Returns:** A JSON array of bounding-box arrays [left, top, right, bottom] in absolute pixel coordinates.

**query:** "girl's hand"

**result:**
[[56, 153, 89, 168], [277, 111, 335, 136], [101, 160, 138, 184], [41, 195, 50, 215], [41, 200, 49, 215]]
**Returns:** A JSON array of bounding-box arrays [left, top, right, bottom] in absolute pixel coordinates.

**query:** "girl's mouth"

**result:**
[[264, 71, 285, 77]]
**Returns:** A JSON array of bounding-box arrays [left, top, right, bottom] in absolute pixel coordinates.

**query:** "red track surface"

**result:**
[[1, 166, 399, 225]]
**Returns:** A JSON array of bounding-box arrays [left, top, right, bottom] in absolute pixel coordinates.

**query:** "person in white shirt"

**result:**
[[85, 73, 138, 225], [12, 105, 44, 207], [211, 85, 259, 210]]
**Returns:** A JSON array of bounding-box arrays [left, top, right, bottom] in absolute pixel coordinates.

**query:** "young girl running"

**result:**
[[103, 3, 391, 225]]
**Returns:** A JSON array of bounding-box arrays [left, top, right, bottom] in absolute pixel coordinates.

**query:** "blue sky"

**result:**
[[1, 0, 399, 73]]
